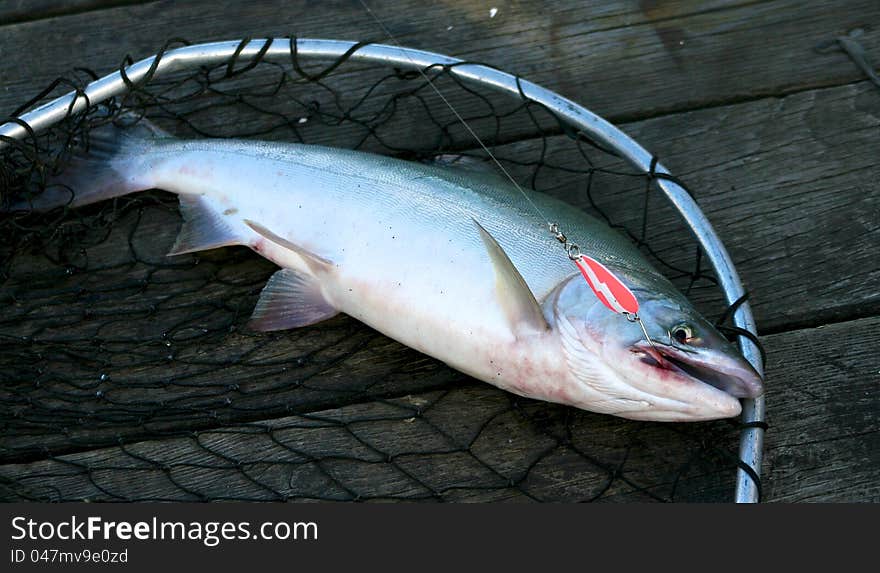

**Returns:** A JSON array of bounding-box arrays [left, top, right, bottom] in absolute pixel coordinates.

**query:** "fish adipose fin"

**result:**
[[472, 218, 549, 336], [243, 219, 332, 273], [428, 154, 496, 175], [168, 196, 241, 255], [427, 154, 514, 188], [9, 118, 168, 212], [249, 268, 338, 331]]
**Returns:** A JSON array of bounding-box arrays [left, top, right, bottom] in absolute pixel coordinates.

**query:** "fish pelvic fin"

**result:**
[[472, 218, 549, 336], [248, 268, 338, 331], [243, 219, 332, 274], [8, 117, 170, 212], [168, 195, 242, 255]]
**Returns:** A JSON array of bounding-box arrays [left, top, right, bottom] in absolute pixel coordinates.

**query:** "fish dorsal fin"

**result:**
[[472, 219, 549, 336], [168, 196, 241, 256], [249, 268, 338, 331], [243, 219, 332, 273]]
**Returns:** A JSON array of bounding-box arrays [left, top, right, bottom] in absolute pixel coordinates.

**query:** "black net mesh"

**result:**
[[0, 39, 762, 502]]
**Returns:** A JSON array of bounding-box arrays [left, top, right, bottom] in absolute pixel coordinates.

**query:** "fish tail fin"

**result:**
[[10, 118, 171, 212]]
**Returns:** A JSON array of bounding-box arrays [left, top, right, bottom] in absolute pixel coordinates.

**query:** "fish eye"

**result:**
[[671, 324, 693, 344]]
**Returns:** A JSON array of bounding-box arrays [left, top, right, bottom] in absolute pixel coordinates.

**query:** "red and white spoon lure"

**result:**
[[572, 253, 667, 366], [564, 245, 662, 358], [549, 223, 642, 318], [572, 255, 640, 316]]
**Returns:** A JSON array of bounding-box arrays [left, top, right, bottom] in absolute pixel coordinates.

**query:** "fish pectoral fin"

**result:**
[[473, 218, 549, 336], [248, 268, 338, 331], [168, 196, 241, 255], [243, 219, 332, 273]]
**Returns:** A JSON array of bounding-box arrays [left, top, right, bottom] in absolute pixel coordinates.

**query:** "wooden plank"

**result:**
[[2, 0, 877, 128], [753, 317, 880, 502], [2, 315, 876, 502], [2, 79, 877, 460], [0, 386, 739, 502], [0, 1, 149, 26]]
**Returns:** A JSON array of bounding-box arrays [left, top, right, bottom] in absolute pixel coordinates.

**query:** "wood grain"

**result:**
[[2, 0, 877, 126], [0, 1, 148, 25]]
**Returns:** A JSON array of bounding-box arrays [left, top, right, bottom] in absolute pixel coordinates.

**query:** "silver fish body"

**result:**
[[40, 123, 763, 421]]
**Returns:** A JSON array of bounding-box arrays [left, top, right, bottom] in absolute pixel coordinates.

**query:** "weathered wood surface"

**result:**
[[2, 316, 876, 502], [756, 317, 880, 503], [0, 1, 147, 25], [2, 0, 878, 125], [1, 0, 879, 502]]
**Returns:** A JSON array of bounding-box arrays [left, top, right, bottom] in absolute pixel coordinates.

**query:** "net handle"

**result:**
[[0, 38, 765, 502]]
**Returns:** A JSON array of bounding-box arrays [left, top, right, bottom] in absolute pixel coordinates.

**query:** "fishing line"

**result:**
[[357, 1, 659, 348]]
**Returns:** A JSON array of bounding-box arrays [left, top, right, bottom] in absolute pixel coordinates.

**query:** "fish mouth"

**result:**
[[634, 341, 764, 399]]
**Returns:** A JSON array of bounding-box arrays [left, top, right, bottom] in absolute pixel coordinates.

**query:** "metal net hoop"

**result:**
[[0, 38, 765, 503]]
